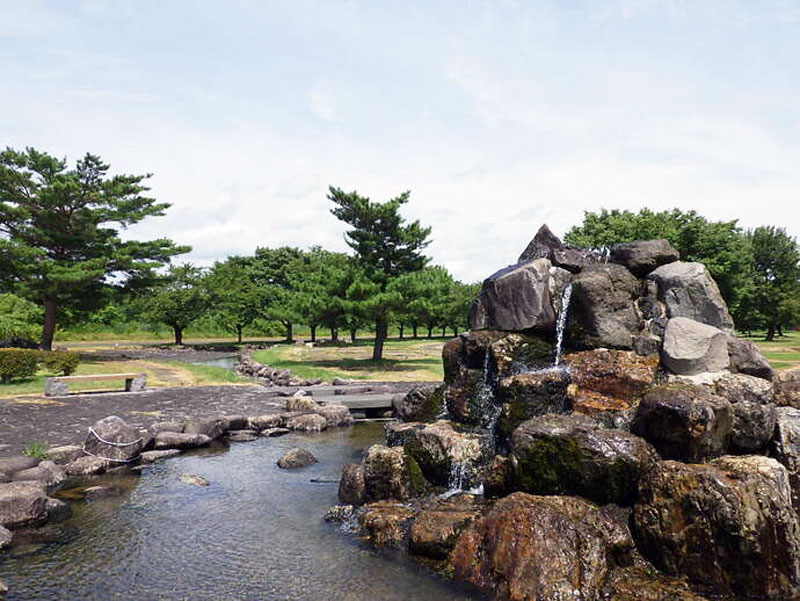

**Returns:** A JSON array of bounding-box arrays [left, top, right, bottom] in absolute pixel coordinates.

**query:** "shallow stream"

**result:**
[[0, 424, 483, 601]]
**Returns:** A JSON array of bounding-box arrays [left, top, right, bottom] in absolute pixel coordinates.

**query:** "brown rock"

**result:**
[[403, 421, 484, 489], [363, 445, 409, 502], [409, 493, 482, 559], [276, 447, 317, 469], [605, 566, 710, 601], [775, 368, 800, 408], [562, 349, 658, 399], [338, 463, 365, 505], [358, 501, 416, 547]]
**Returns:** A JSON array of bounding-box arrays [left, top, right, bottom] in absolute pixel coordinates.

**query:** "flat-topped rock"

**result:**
[[610, 239, 680, 277], [0, 481, 48, 528], [661, 317, 729, 375]]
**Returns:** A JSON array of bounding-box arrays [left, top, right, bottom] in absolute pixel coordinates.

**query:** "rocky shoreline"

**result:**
[[325, 227, 800, 601]]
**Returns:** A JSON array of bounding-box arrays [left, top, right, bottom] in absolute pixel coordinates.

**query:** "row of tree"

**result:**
[[566, 208, 800, 340]]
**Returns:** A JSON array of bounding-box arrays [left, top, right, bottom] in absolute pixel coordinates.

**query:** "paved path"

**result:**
[[0, 382, 427, 456]]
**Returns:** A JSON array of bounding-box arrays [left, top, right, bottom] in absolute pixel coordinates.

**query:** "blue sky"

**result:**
[[1, 0, 799, 281]]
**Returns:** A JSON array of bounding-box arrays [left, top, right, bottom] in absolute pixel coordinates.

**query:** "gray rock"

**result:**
[[610, 239, 679, 277], [496, 369, 572, 440], [314, 404, 354, 427], [0, 473, 8, 484], [713, 372, 774, 405], [394, 384, 445, 422], [567, 263, 643, 350], [727, 336, 773, 380], [384, 422, 425, 447], [0, 525, 12, 550], [46, 445, 83, 465], [661, 317, 729, 375], [226, 429, 258, 442], [153, 431, 211, 450], [511, 413, 657, 505], [469, 258, 558, 333], [63, 455, 110, 477], [0, 456, 39, 476], [260, 427, 290, 438], [248, 414, 283, 431], [518, 224, 564, 263], [12, 461, 65, 488], [775, 368, 800, 408], [45, 497, 70, 522], [633, 456, 800, 599], [83, 416, 143, 463], [224, 415, 250, 430], [178, 473, 209, 486], [770, 407, 800, 511], [338, 463, 365, 505], [285, 395, 319, 413], [277, 447, 317, 469], [403, 420, 484, 489], [648, 261, 734, 331], [332, 377, 351, 386], [712, 373, 776, 453], [140, 449, 181, 463], [184, 417, 229, 440], [148, 421, 184, 435], [0, 481, 48, 528], [517, 224, 599, 273], [285, 413, 327, 432], [631, 384, 732, 461]]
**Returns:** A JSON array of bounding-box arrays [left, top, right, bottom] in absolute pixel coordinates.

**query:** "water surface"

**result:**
[[0, 424, 483, 601]]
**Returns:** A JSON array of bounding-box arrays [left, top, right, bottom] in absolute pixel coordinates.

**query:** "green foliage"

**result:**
[[40, 350, 80, 375], [0, 348, 40, 383], [23, 441, 49, 461], [0, 147, 189, 349], [134, 264, 210, 344], [565, 208, 752, 312], [328, 186, 432, 359], [206, 257, 265, 342], [0, 293, 41, 342]]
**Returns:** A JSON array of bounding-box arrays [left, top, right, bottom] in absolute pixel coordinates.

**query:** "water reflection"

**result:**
[[0, 424, 483, 601]]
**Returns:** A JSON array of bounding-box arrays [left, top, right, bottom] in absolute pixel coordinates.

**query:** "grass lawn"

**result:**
[[251, 337, 447, 382], [748, 330, 800, 371], [0, 357, 251, 398]]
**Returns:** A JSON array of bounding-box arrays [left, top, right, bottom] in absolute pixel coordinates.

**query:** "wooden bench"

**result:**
[[44, 373, 147, 397]]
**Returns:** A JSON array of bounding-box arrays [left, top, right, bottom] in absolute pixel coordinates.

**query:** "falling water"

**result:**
[[553, 283, 573, 367]]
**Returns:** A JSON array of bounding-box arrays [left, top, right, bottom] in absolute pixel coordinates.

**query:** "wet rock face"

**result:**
[[402, 421, 484, 489], [770, 407, 800, 511], [444, 368, 484, 425], [448, 493, 633, 601], [604, 567, 711, 601], [567, 263, 643, 350], [394, 384, 445, 422], [713, 373, 776, 453], [511, 414, 657, 506], [648, 261, 734, 331], [496, 370, 571, 440], [631, 384, 732, 462], [609, 239, 680, 277], [633, 456, 800, 599], [409, 494, 483, 559], [727, 335, 774, 380], [661, 317, 730, 375], [469, 258, 558, 333], [338, 464, 365, 505], [357, 502, 416, 548], [83, 415, 143, 463], [775, 368, 800, 408], [363, 445, 409, 502]]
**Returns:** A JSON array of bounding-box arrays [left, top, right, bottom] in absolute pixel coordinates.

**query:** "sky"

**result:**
[[1, 0, 799, 282]]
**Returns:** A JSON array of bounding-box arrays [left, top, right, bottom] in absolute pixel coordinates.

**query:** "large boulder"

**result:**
[[409, 493, 483, 559], [661, 317, 730, 375], [770, 407, 800, 511], [83, 415, 143, 463], [0, 456, 39, 476], [517, 224, 599, 273], [713, 373, 776, 453], [314, 404, 354, 427], [285, 413, 327, 432], [633, 456, 800, 599], [567, 263, 643, 350], [394, 384, 445, 422], [631, 384, 732, 462], [468, 258, 559, 333], [448, 493, 633, 601], [444, 368, 485, 425], [775, 368, 800, 408], [276, 447, 317, 469], [727, 336, 773, 380], [648, 261, 734, 331], [403, 421, 484, 489], [184, 417, 229, 440], [12, 460, 65, 488], [610, 239, 680, 277], [363, 445, 410, 502], [496, 369, 571, 439], [0, 481, 48, 528], [511, 414, 657, 505], [489, 332, 553, 377], [338, 463, 365, 505], [357, 502, 416, 548]]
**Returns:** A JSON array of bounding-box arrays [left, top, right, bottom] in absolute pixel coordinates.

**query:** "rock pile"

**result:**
[[236, 351, 323, 387], [331, 225, 800, 601]]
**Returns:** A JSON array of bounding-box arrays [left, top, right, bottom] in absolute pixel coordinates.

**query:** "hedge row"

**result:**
[[0, 349, 80, 384]]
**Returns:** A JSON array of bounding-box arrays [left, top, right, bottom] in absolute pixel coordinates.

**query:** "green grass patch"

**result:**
[[161, 361, 250, 384], [251, 348, 372, 382]]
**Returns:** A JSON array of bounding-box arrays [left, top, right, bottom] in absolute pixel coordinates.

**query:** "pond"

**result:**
[[193, 355, 238, 370], [0, 423, 484, 601]]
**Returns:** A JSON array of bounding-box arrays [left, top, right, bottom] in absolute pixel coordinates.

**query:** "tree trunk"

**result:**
[[427, 326, 433, 339], [766, 324, 776, 342], [452, 327, 458, 336], [331, 327, 339, 342], [236, 325, 243, 344], [778, 324, 784, 337], [412, 324, 418, 339], [350, 328, 357, 343], [40, 296, 57, 351], [398, 325, 404, 339], [310, 325, 317, 342], [285, 322, 293, 342], [372, 315, 388, 361], [174, 326, 183, 345]]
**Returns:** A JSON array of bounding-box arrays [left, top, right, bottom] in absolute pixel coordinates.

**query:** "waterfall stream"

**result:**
[[554, 283, 573, 367]]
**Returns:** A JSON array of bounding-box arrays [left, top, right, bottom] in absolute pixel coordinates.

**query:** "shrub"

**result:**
[[0, 348, 40, 383], [23, 441, 49, 461], [41, 351, 80, 376]]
